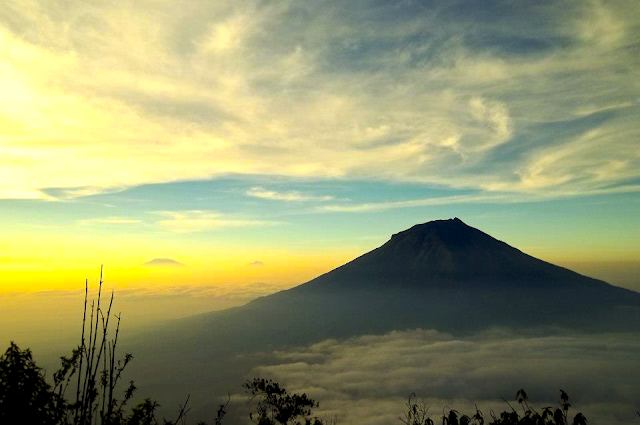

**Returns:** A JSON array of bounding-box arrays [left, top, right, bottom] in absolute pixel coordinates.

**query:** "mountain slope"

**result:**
[[152, 218, 640, 352]]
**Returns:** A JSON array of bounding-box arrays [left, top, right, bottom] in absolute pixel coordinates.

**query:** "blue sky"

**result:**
[[4, 175, 640, 261]]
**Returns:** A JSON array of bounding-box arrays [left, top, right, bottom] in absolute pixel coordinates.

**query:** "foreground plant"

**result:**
[[398, 388, 588, 425], [0, 268, 193, 425]]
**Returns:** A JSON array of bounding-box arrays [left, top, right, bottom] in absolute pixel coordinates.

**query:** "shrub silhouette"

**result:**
[[243, 378, 327, 425], [0, 268, 193, 425], [0, 342, 64, 424], [398, 388, 589, 425]]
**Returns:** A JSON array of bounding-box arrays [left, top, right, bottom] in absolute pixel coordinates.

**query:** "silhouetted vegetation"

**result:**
[[0, 341, 319, 424], [3, 270, 628, 425], [0, 269, 193, 425], [243, 378, 329, 425], [399, 388, 589, 425], [0, 342, 596, 425], [0, 270, 324, 425], [0, 341, 64, 424]]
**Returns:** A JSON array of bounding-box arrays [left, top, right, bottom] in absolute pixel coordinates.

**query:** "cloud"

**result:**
[[320, 184, 640, 213], [468, 97, 512, 150], [2, 281, 291, 303], [0, 1, 638, 199], [77, 216, 142, 225], [249, 329, 640, 425], [248, 260, 265, 267], [320, 193, 513, 212], [246, 187, 333, 202], [0, 280, 295, 354], [142, 258, 185, 267], [154, 210, 278, 233]]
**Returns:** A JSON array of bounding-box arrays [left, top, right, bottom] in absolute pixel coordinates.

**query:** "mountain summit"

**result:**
[[300, 218, 607, 291]]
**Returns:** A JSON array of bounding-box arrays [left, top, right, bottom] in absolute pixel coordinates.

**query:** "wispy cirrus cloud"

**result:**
[[320, 183, 640, 213], [77, 216, 142, 225], [320, 194, 513, 213], [246, 187, 333, 202], [153, 210, 277, 233], [0, 0, 638, 199]]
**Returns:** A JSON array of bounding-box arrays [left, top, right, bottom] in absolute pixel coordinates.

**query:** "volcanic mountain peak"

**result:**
[[373, 217, 513, 269], [301, 218, 607, 290], [387, 217, 492, 250], [393, 216, 465, 235]]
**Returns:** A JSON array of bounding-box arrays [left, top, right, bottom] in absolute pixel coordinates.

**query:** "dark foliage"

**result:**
[[243, 378, 326, 425], [398, 389, 589, 425], [0, 269, 193, 425], [0, 342, 63, 424]]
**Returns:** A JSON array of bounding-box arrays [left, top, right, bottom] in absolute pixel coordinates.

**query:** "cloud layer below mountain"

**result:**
[[250, 329, 640, 425]]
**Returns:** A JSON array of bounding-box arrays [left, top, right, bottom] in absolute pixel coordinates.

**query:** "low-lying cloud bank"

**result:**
[[250, 329, 640, 425], [0, 281, 293, 359]]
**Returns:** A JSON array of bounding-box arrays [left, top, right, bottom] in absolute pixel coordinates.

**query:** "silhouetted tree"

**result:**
[[0, 342, 64, 424], [243, 378, 326, 425]]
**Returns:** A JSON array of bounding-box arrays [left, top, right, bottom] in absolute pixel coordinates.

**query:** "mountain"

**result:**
[[143, 258, 185, 267], [131, 218, 640, 418], [298, 217, 613, 291], [145, 218, 640, 352]]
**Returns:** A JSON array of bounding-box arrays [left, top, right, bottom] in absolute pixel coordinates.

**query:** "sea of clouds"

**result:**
[[236, 329, 640, 425]]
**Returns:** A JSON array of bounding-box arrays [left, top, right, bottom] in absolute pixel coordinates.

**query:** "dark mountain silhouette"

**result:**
[[142, 218, 640, 352], [131, 218, 640, 419], [298, 217, 614, 291]]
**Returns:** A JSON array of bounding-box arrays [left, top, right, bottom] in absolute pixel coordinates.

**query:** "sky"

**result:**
[[1, 0, 639, 300], [1, 3, 640, 422]]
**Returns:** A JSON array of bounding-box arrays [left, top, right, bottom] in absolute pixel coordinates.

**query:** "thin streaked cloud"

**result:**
[[246, 187, 334, 202], [320, 194, 512, 213], [77, 216, 142, 226], [153, 210, 279, 233]]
